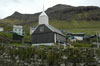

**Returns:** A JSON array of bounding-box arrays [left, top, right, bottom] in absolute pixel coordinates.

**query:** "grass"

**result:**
[[2, 45, 97, 64], [0, 19, 23, 25], [0, 18, 100, 35], [0, 23, 12, 31], [11, 43, 25, 47], [73, 42, 95, 47], [23, 20, 100, 35], [0, 32, 12, 39], [50, 20, 100, 35]]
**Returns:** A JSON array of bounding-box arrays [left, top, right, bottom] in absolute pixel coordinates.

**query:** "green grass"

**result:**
[[23, 35, 31, 43], [0, 23, 12, 31], [0, 18, 100, 35], [73, 43, 95, 47], [24, 20, 100, 35], [0, 19, 23, 25], [11, 43, 24, 47], [0, 32, 12, 43], [50, 20, 100, 35], [0, 32, 12, 39]]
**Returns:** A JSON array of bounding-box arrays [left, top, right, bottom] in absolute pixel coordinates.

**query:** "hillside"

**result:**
[[0, 4, 100, 35], [4, 4, 100, 24]]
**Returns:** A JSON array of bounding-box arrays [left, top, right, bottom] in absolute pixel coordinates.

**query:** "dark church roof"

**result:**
[[34, 24, 65, 36]]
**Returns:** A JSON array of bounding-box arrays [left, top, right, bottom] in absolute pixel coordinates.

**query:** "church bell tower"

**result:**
[[39, 6, 49, 25]]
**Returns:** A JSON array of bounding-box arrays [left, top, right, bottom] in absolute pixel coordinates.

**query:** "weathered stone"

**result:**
[[62, 55, 67, 60], [60, 63, 65, 66], [24, 62, 28, 66], [16, 60, 20, 63]]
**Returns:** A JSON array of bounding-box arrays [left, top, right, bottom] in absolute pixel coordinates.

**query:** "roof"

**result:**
[[39, 11, 48, 17], [33, 24, 65, 36], [46, 25, 65, 36]]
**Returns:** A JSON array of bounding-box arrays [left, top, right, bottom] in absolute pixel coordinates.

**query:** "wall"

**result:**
[[0, 45, 99, 66], [32, 33, 54, 44]]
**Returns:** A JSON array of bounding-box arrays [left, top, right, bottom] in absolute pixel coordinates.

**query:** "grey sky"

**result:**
[[0, 0, 100, 19]]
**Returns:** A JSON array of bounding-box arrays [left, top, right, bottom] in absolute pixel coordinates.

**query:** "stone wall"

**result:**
[[0, 45, 100, 66]]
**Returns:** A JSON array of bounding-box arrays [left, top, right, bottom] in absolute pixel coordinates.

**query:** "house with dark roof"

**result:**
[[31, 9, 66, 45]]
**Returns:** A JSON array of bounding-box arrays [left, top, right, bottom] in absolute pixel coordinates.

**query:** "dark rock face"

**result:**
[[5, 4, 100, 24]]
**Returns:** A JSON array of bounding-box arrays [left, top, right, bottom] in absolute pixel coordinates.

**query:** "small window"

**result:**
[[40, 26, 44, 32], [14, 28, 17, 31], [19, 29, 22, 31]]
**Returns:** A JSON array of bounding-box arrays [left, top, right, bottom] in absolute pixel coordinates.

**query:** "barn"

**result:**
[[32, 10, 66, 45]]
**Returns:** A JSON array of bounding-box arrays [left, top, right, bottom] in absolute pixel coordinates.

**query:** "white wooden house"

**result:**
[[13, 25, 24, 41], [13, 25, 24, 36]]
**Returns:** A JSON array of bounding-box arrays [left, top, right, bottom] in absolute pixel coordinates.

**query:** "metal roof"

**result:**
[[33, 24, 65, 36]]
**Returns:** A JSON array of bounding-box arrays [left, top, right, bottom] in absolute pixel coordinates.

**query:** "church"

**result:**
[[31, 9, 66, 45]]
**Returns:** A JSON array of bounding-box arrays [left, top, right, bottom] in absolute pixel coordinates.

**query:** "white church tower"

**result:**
[[39, 6, 49, 25]]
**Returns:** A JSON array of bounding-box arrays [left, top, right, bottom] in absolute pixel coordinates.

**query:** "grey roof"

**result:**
[[34, 24, 65, 36], [46, 25, 65, 36]]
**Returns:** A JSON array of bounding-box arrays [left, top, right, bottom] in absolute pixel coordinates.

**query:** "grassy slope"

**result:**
[[0, 19, 100, 44], [0, 19, 19, 31], [23, 20, 100, 35], [50, 20, 100, 35], [0, 19, 100, 35]]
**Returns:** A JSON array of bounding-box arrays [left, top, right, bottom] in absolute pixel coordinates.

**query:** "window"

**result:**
[[14, 28, 17, 31], [40, 26, 44, 32], [19, 29, 22, 31]]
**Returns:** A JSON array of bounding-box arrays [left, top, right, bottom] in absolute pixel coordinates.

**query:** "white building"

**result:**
[[13, 25, 24, 36], [30, 26, 36, 35], [70, 33, 87, 42], [0, 27, 4, 32], [74, 36, 84, 41]]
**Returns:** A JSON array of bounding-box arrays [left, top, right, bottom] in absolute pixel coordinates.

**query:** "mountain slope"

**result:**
[[0, 4, 100, 35], [5, 4, 100, 25]]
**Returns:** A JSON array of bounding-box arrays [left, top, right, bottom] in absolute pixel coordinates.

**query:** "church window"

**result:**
[[40, 26, 44, 32]]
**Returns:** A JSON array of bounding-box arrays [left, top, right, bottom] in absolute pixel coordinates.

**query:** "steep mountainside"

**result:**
[[0, 4, 100, 35], [5, 4, 100, 25]]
